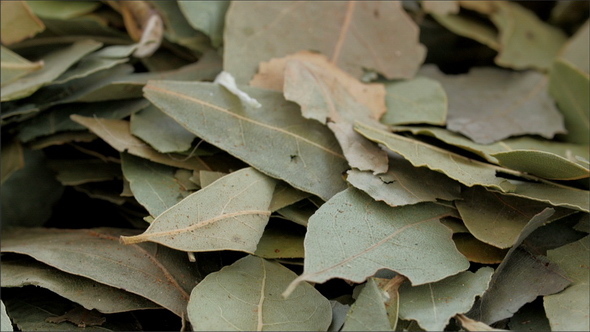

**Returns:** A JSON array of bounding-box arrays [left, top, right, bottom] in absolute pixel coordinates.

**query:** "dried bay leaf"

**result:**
[[453, 234, 508, 264], [121, 167, 276, 254], [392, 125, 590, 165], [468, 209, 572, 325], [0, 1, 45, 45], [354, 122, 515, 192], [1, 138, 24, 184], [283, 55, 389, 174], [187, 255, 332, 331], [329, 301, 350, 332], [143, 81, 349, 200], [15, 51, 219, 110], [253, 51, 386, 118], [1, 46, 44, 86], [559, 20, 589, 74], [420, 65, 566, 144], [0, 227, 200, 317], [121, 153, 189, 218], [268, 182, 310, 212], [17, 99, 149, 143], [457, 186, 574, 249], [500, 181, 589, 213], [346, 157, 461, 207], [434, 1, 567, 71], [1, 258, 160, 313], [492, 150, 589, 180], [130, 104, 196, 154], [381, 76, 447, 126], [543, 235, 590, 331], [491, 1, 567, 71], [72, 52, 222, 102], [4, 288, 143, 331], [341, 278, 394, 331], [224, 1, 426, 84], [398, 268, 494, 331], [431, 13, 500, 50], [50, 44, 139, 85], [549, 59, 590, 145], [26, 1, 101, 20], [1, 40, 102, 101], [70, 115, 209, 171], [177, 0, 229, 48], [0, 301, 12, 332], [284, 188, 469, 296], [147, 0, 211, 54], [328, 121, 389, 174]]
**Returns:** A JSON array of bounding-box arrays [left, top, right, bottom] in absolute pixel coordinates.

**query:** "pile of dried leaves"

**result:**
[[1, 1, 589, 331]]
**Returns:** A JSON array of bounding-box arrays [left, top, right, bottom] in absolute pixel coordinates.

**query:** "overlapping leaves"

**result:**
[[1, 1, 588, 331]]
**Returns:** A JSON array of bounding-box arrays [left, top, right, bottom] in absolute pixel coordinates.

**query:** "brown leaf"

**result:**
[[251, 51, 386, 119], [282, 53, 389, 174]]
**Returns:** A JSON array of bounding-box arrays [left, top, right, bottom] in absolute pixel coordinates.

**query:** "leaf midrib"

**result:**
[[144, 84, 346, 159]]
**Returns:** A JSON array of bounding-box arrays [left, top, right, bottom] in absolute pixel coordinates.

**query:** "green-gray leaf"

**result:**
[[392, 125, 590, 165], [1, 39, 102, 101], [492, 150, 589, 180], [1, 46, 43, 86], [354, 122, 515, 192], [27, 0, 101, 20], [544, 235, 590, 331], [1, 301, 12, 332], [457, 186, 575, 249], [143, 80, 349, 200], [1, 227, 200, 317], [178, 1, 229, 48], [188, 255, 332, 331], [342, 278, 394, 331], [285, 188, 468, 296], [346, 156, 461, 207], [130, 104, 196, 153], [121, 167, 276, 253], [0, 258, 160, 313], [121, 153, 189, 218], [491, 2, 566, 71], [17, 99, 149, 143], [398, 268, 494, 331], [224, 1, 425, 83], [494, 180, 590, 213], [549, 59, 590, 145], [420, 65, 566, 144], [381, 76, 447, 126], [469, 209, 571, 324]]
